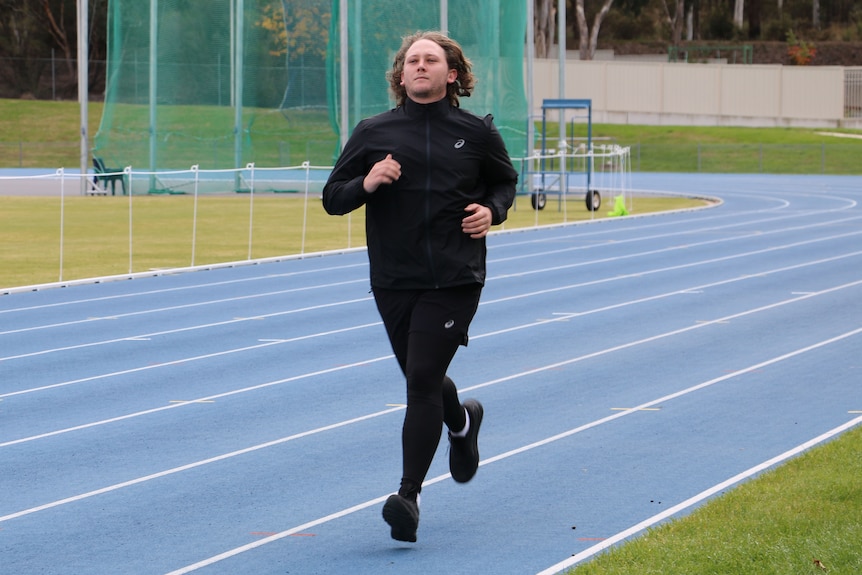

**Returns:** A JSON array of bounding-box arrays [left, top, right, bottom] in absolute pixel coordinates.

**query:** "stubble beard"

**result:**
[[407, 83, 446, 103]]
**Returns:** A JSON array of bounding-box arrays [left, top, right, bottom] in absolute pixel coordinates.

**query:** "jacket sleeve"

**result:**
[[322, 124, 371, 216], [480, 114, 518, 225]]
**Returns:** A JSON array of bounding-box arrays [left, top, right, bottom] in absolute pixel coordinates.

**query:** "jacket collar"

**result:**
[[403, 97, 451, 118]]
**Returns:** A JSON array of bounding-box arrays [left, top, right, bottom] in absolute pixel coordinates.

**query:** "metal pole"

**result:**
[[558, 0, 566, 93], [489, 0, 500, 92], [526, 0, 534, 159], [52, 48, 56, 100], [149, 0, 158, 191], [351, 0, 361, 128], [524, 0, 536, 206], [440, 0, 448, 33], [230, 0, 235, 107], [234, 0, 244, 189], [338, 0, 351, 242], [557, 0, 566, 151], [339, 0, 349, 151], [77, 0, 88, 195]]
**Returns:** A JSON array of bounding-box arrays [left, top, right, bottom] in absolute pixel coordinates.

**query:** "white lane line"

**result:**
[[0, 278, 368, 337], [161, 495, 393, 575], [534, 414, 862, 575], [4, 322, 860, 535], [0, 263, 369, 315], [4, 271, 862, 447], [494, 192, 857, 251], [159, 327, 862, 575], [491, 190, 855, 251], [0, 341, 389, 448], [472, 277, 862, 345], [4, 211, 860, 340], [0, 318, 380, 400], [0, 405, 404, 523], [487, 246, 862, 312], [0, 296, 373, 362], [3, 225, 861, 365], [5, 239, 857, 398], [0, 192, 798, 314], [3, 179, 856, 309], [493, 212, 862, 268], [492, 226, 862, 282]]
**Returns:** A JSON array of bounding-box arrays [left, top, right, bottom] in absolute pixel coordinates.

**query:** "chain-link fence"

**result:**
[[0, 56, 106, 100]]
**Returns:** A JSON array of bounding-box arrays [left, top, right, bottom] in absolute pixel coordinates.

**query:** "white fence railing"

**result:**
[[0, 163, 338, 292], [846, 67, 862, 118], [0, 148, 634, 293]]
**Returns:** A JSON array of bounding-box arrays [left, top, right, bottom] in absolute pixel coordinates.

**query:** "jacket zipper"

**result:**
[[423, 113, 439, 288]]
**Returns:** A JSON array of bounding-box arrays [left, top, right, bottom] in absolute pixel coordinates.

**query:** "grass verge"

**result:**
[[568, 424, 862, 575], [0, 194, 704, 288]]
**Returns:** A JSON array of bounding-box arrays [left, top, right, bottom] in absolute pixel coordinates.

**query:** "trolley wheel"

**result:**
[[585, 190, 601, 212], [531, 192, 547, 210]]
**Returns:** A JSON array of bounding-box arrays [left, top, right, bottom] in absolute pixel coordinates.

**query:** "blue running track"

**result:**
[[2, 174, 861, 575]]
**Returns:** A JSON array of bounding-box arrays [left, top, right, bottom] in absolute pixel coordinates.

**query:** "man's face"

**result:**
[[400, 39, 457, 104]]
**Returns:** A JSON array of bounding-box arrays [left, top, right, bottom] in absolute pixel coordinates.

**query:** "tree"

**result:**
[[41, 0, 74, 76], [0, 1, 49, 96], [663, 0, 686, 44], [733, 0, 744, 29], [534, 0, 555, 58], [257, 0, 330, 61], [575, 0, 616, 60], [746, 0, 763, 39], [0, 0, 105, 99]]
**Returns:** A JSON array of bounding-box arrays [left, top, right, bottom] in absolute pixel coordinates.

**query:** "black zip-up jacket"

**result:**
[[322, 97, 518, 290]]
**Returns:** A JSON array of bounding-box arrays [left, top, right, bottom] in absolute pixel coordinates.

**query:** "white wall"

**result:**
[[532, 59, 855, 128]]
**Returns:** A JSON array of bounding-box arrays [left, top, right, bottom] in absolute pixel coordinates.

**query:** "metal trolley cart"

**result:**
[[523, 98, 601, 212]]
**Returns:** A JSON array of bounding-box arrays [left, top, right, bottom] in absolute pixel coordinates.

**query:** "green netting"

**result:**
[[327, 0, 528, 160], [95, 0, 527, 182]]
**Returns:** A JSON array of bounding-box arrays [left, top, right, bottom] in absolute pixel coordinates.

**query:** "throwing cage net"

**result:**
[[94, 0, 527, 192]]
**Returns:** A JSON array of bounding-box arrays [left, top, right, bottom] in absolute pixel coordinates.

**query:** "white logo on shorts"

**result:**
[[444, 319, 455, 329]]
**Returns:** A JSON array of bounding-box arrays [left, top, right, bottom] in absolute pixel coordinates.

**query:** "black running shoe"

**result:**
[[382, 493, 419, 542], [449, 399, 483, 483]]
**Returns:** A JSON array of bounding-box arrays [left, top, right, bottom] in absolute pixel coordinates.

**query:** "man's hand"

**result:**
[[462, 203, 492, 238], [363, 153, 401, 193]]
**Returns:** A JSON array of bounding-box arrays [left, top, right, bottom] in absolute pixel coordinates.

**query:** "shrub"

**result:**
[[786, 29, 817, 64]]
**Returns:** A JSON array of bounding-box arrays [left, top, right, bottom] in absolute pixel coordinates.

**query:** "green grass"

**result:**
[[0, 99, 339, 168], [1, 99, 104, 168], [537, 122, 862, 173], [2, 98, 862, 172], [0, 194, 701, 288], [96, 104, 339, 168], [594, 126, 862, 174], [568, 424, 862, 575]]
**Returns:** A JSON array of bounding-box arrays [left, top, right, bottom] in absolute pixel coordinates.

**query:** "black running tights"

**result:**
[[373, 285, 482, 496]]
